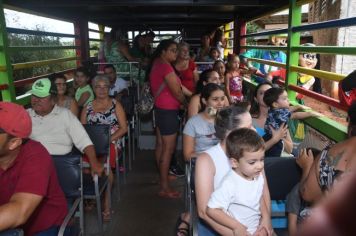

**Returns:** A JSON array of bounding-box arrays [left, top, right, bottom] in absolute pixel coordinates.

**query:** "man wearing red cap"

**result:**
[[0, 102, 67, 235]]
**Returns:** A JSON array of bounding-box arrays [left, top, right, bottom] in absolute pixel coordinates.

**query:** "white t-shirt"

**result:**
[[28, 105, 93, 155], [217, 41, 224, 60], [208, 170, 265, 234], [183, 114, 219, 153], [204, 143, 231, 189], [109, 77, 128, 96]]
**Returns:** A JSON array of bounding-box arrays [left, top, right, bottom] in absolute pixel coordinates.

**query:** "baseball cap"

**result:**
[[29, 78, 52, 98], [0, 102, 32, 138]]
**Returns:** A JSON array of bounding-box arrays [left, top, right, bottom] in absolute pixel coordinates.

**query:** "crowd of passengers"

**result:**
[[0, 28, 356, 236]]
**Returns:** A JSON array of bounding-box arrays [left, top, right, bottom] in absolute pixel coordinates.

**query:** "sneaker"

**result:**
[[169, 165, 185, 177]]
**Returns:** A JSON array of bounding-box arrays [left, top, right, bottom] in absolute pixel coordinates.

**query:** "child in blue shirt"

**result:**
[[263, 87, 291, 156]]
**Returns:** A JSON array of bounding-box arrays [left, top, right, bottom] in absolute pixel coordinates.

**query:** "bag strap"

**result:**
[[154, 81, 166, 101]]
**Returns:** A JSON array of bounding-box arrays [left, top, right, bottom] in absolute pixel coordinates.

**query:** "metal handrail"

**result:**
[[12, 57, 79, 70], [241, 45, 288, 52], [88, 38, 103, 42], [241, 28, 288, 38], [291, 46, 356, 55], [6, 27, 78, 38], [13, 68, 76, 87], [88, 28, 105, 34], [292, 17, 356, 32], [275, 79, 348, 111], [7, 46, 79, 52], [289, 66, 346, 82], [247, 58, 286, 68], [0, 84, 8, 90]]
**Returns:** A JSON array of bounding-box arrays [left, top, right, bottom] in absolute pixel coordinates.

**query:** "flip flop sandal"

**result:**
[[84, 200, 95, 211], [175, 215, 190, 236], [177, 228, 189, 236], [102, 210, 114, 222], [158, 190, 181, 199]]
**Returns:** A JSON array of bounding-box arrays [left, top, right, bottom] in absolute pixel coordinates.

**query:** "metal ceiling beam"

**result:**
[[105, 20, 227, 26], [3, 0, 290, 31], [6, 0, 269, 7], [88, 12, 235, 20]]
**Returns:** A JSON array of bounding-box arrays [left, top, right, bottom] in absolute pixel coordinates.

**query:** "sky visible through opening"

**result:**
[[4, 8, 111, 42]]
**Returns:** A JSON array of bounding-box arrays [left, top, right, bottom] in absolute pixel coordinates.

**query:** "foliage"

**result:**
[[7, 25, 76, 81], [89, 41, 100, 57], [246, 22, 262, 44]]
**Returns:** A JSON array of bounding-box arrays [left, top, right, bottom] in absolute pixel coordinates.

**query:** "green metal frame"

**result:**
[[244, 79, 347, 142], [291, 46, 356, 55], [0, 7, 111, 103], [0, 4, 15, 101], [285, 0, 301, 103], [241, 45, 288, 51], [8, 46, 79, 52], [0, 8, 83, 103], [89, 24, 104, 56], [240, 0, 353, 142], [0, 0, 352, 142]]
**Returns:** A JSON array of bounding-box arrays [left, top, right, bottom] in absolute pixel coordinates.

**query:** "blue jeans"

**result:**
[[198, 219, 218, 236], [264, 133, 283, 157], [34, 226, 59, 236]]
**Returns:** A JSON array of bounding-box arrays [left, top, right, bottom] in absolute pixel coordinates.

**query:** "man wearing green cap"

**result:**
[[27, 78, 103, 176]]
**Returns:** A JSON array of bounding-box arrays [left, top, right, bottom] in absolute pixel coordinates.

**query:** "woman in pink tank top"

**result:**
[[149, 39, 186, 199]]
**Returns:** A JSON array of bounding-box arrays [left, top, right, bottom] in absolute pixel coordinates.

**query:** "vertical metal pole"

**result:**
[[234, 16, 246, 55], [123, 134, 127, 184], [286, 0, 302, 102], [98, 24, 105, 40], [129, 62, 132, 87], [74, 22, 82, 67], [74, 20, 89, 65], [131, 115, 136, 162], [127, 120, 131, 174], [239, 20, 247, 54], [0, 4, 16, 102], [128, 119, 132, 170]]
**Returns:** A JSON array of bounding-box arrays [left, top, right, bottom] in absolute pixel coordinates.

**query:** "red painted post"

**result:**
[[74, 20, 89, 66], [276, 79, 348, 111], [235, 19, 246, 54]]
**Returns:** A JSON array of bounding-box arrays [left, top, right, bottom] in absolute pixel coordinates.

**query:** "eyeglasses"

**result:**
[[302, 53, 317, 60], [94, 85, 109, 89]]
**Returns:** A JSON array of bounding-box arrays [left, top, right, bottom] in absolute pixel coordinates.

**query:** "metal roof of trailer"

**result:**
[[4, 0, 291, 31]]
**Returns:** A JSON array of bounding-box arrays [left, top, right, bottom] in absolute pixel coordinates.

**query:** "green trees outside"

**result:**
[[246, 22, 262, 44], [7, 27, 76, 81]]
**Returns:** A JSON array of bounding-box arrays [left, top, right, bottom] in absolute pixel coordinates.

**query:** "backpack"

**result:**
[[120, 92, 135, 118], [136, 82, 166, 115], [338, 70, 356, 107]]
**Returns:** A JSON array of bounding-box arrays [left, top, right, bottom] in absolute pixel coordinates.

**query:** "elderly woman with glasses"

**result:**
[[80, 74, 128, 221]]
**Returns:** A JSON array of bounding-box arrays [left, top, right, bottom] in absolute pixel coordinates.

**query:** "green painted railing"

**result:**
[[241, 0, 356, 142], [291, 46, 356, 55], [244, 79, 347, 142]]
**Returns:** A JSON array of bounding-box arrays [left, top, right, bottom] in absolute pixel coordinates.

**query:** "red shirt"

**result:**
[[0, 140, 67, 235], [177, 59, 197, 93], [269, 69, 286, 80], [150, 59, 181, 110]]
